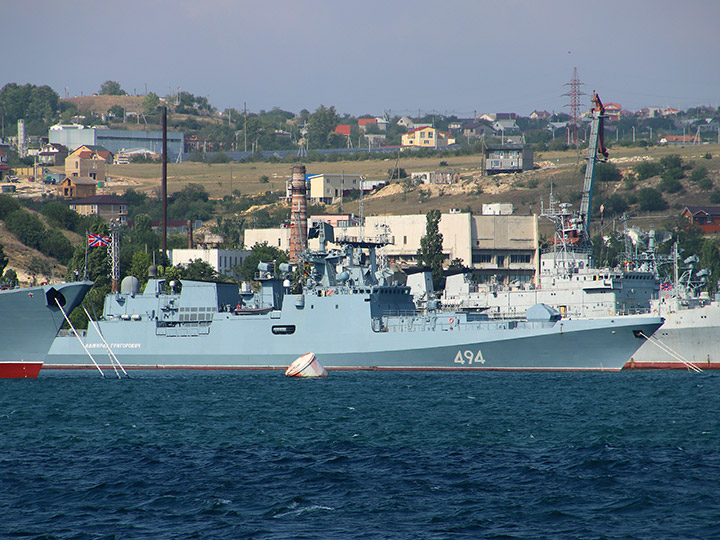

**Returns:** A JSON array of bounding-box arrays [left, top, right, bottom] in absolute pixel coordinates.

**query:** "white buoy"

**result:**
[[285, 352, 328, 378]]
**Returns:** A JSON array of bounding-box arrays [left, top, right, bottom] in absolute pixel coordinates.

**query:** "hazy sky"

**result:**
[[5, 0, 719, 117]]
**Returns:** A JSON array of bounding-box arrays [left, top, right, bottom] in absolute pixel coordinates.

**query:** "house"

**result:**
[[357, 118, 376, 132], [603, 103, 623, 121], [70, 145, 113, 163], [461, 121, 493, 140], [65, 147, 109, 183], [363, 133, 387, 148], [530, 110, 551, 120], [682, 206, 720, 233], [68, 194, 128, 224], [659, 134, 700, 145], [58, 176, 97, 199], [307, 173, 365, 204], [485, 145, 534, 174], [334, 124, 351, 136], [38, 143, 68, 165], [401, 126, 454, 148], [397, 117, 415, 130]]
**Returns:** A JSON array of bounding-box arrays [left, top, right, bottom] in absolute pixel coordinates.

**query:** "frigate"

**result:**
[[0, 281, 92, 377], [45, 233, 661, 372]]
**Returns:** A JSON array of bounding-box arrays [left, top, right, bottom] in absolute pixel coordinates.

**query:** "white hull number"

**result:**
[[454, 349, 486, 365]]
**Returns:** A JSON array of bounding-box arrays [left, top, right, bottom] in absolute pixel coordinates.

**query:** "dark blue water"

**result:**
[[2, 371, 720, 540]]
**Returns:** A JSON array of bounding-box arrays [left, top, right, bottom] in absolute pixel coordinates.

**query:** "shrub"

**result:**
[[633, 161, 663, 180], [40, 230, 74, 264], [4, 210, 45, 250], [659, 154, 683, 170], [659, 176, 683, 193], [710, 190, 720, 204], [661, 167, 684, 181], [0, 194, 21, 219], [690, 166, 707, 182], [698, 177, 714, 191], [637, 188, 668, 212]]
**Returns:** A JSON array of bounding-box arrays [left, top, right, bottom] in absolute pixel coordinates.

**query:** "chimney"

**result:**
[[288, 164, 307, 262]]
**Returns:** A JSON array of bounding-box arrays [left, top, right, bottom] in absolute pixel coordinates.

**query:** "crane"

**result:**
[[577, 91, 608, 247]]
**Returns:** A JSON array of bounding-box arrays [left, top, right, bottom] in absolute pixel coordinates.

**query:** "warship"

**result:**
[[45, 231, 662, 371], [0, 281, 92, 377], [442, 91, 719, 370], [626, 246, 720, 370]]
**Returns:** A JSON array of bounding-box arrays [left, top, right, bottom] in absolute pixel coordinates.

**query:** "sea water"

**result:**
[[2, 370, 720, 539]]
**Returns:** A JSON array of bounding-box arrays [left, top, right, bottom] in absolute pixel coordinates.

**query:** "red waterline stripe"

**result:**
[[42, 365, 622, 372]]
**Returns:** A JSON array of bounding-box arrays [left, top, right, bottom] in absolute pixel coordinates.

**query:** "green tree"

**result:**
[[690, 165, 707, 182], [0, 242, 8, 277], [582, 161, 622, 183], [307, 105, 339, 149], [182, 259, 219, 281], [129, 250, 153, 288], [100, 80, 126, 96], [41, 201, 79, 230], [417, 209, 444, 291], [239, 242, 288, 282], [0, 194, 21, 219], [659, 154, 683, 170], [633, 161, 663, 180], [637, 188, 668, 212], [3, 268, 17, 285], [4, 210, 45, 250], [40, 230, 74, 264], [108, 104, 125, 119], [143, 92, 160, 115]]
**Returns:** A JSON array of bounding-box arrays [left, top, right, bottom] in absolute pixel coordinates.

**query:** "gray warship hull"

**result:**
[[46, 280, 661, 372], [0, 281, 93, 377], [626, 298, 720, 369]]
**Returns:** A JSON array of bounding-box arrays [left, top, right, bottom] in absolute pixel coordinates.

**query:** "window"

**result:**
[[510, 254, 531, 264], [403, 235, 407, 245], [472, 253, 492, 264]]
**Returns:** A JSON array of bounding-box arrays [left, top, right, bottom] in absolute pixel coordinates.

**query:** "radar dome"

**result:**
[[120, 276, 140, 295]]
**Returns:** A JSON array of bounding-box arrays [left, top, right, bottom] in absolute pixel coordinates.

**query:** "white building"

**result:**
[[170, 248, 252, 280], [244, 211, 539, 286]]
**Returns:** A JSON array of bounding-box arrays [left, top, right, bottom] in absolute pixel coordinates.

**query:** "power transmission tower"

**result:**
[[563, 67, 586, 146]]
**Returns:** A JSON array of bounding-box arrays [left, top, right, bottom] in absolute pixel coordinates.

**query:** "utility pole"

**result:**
[[244, 102, 247, 153], [162, 107, 167, 255]]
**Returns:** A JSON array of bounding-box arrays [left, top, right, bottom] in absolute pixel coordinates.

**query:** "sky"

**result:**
[[4, 0, 719, 118]]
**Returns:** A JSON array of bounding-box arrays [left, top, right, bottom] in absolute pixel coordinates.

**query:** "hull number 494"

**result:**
[[454, 349, 486, 365]]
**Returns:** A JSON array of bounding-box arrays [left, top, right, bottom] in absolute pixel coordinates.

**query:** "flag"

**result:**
[[88, 233, 110, 247]]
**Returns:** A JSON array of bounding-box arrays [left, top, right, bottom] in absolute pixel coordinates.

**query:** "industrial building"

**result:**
[[49, 124, 184, 161]]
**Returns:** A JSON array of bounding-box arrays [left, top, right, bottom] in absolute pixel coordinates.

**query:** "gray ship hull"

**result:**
[[0, 281, 92, 375], [626, 299, 720, 369], [47, 292, 661, 371]]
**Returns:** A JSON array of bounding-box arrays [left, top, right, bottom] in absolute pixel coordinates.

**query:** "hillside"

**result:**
[[104, 143, 720, 229], [3, 143, 719, 282], [62, 95, 145, 115]]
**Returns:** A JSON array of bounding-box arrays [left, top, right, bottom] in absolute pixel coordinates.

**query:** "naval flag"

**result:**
[[88, 233, 111, 247]]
